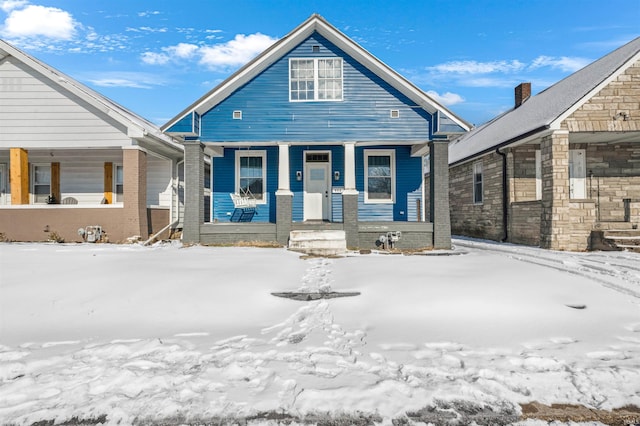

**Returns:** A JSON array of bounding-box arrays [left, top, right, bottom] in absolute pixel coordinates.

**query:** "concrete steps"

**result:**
[[590, 227, 640, 253], [288, 230, 347, 256]]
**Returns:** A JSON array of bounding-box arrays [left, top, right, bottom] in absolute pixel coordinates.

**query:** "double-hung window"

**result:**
[[364, 150, 395, 203], [32, 164, 51, 204], [473, 161, 483, 204], [114, 164, 124, 203], [235, 150, 266, 203], [290, 58, 343, 101]]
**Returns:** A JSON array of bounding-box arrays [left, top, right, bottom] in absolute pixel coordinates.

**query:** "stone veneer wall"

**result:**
[[449, 152, 505, 241], [563, 59, 639, 133]]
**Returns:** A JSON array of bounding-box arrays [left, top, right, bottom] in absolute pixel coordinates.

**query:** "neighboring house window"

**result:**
[[535, 150, 541, 200], [235, 150, 266, 203], [114, 164, 124, 203], [32, 164, 51, 204], [290, 58, 343, 101], [473, 161, 483, 204], [569, 149, 586, 199], [364, 150, 395, 203], [204, 160, 212, 223]]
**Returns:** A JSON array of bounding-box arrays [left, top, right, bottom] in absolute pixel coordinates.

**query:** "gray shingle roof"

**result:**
[[449, 36, 640, 165]]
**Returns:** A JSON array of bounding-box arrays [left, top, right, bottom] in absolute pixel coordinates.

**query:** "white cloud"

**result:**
[[141, 42, 198, 65], [85, 72, 166, 89], [426, 90, 464, 106], [1, 4, 77, 40], [0, 0, 27, 12], [138, 10, 160, 17], [199, 33, 277, 70], [140, 51, 171, 65], [529, 55, 590, 72], [428, 60, 525, 75]]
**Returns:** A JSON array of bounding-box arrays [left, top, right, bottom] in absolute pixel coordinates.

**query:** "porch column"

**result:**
[[183, 140, 204, 244], [506, 150, 515, 243], [276, 143, 293, 245], [429, 139, 451, 249], [342, 142, 359, 248], [122, 146, 148, 240], [10, 148, 29, 205], [540, 130, 570, 250]]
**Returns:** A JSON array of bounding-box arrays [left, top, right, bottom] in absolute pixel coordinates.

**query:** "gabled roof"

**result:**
[[0, 39, 182, 154], [449, 36, 640, 165], [162, 14, 471, 135]]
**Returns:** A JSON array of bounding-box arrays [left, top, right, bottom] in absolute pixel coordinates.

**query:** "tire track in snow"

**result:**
[[454, 239, 640, 299]]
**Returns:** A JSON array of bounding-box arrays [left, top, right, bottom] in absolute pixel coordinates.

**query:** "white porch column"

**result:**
[[344, 142, 357, 194], [276, 143, 292, 195]]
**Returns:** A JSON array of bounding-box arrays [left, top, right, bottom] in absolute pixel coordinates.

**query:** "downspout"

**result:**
[[496, 148, 508, 242]]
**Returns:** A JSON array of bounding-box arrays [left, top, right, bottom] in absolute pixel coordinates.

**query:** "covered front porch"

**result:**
[[0, 147, 175, 242], [183, 139, 451, 250]]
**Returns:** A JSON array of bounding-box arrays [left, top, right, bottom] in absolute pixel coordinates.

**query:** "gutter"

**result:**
[[496, 148, 508, 242]]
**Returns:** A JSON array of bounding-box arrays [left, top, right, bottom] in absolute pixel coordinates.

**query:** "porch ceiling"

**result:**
[[570, 131, 640, 144]]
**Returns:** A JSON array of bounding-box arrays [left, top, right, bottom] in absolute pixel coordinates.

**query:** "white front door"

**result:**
[[569, 149, 586, 199], [304, 152, 331, 221]]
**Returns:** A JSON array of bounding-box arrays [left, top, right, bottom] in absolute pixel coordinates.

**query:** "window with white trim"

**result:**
[[32, 164, 51, 204], [290, 58, 343, 101], [0, 163, 7, 204], [473, 161, 483, 204], [114, 164, 124, 203], [235, 150, 266, 203], [364, 150, 395, 203]]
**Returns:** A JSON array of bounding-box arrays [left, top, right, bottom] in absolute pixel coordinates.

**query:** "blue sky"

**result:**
[[1, 0, 638, 127]]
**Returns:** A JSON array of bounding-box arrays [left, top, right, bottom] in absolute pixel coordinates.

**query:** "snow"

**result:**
[[1, 239, 639, 425]]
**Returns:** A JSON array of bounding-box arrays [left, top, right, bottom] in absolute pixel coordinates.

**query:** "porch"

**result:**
[[185, 139, 451, 250]]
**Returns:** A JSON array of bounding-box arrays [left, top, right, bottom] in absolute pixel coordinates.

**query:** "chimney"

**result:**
[[514, 82, 531, 108]]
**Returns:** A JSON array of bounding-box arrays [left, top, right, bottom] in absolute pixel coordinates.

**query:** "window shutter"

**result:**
[[104, 162, 113, 204]]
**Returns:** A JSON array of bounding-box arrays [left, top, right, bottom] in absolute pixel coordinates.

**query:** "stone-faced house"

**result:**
[[0, 39, 184, 243], [162, 14, 470, 250], [446, 36, 640, 251]]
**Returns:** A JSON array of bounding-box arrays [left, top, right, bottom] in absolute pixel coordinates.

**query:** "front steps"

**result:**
[[288, 230, 347, 256], [590, 224, 640, 252]]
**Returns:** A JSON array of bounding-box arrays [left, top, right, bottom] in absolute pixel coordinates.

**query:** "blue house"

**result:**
[[162, 14, 470, 250]]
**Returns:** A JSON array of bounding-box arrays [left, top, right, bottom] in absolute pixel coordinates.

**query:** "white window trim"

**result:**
[[289, 58, 344, 102], [114, 163, 124, 204], [473, 161, 483, 205], [31, 163, 51, 204], [235, 150, 267, 205], [364, 149, 395, 204]]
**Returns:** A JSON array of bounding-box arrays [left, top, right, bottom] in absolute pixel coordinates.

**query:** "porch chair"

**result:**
[[229, 189, 257, 222], [61, 197, 78, 205]]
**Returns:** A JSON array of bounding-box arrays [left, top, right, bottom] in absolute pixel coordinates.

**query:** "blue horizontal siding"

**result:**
[[212, 147, 278, 223], [166, 112, 196, 135], [199, 32, 433, 142], [356, 146, 422, 222]]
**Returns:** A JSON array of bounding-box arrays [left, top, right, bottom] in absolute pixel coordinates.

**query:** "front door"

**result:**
[[304, 152, 331, 221]]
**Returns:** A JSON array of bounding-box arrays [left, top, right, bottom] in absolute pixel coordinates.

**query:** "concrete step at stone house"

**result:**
[[288, 230, 347, 256], [590, 225, 640, 253]]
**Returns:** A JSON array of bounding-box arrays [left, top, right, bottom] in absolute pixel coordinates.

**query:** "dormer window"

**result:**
[[290, 58, 343, 101]]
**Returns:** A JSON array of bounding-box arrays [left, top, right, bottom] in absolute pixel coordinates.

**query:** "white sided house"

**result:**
[[0, 39, 184, 242]]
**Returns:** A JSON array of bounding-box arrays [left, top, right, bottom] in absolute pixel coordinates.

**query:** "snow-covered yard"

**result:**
[[1, 239, 639, 425]]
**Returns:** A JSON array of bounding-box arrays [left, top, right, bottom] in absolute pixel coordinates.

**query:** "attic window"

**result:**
[[233, 110, 242, 120], [312, 45, 320, 53], [290, 58, 343, 101], [390, 110, 400, 119]]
